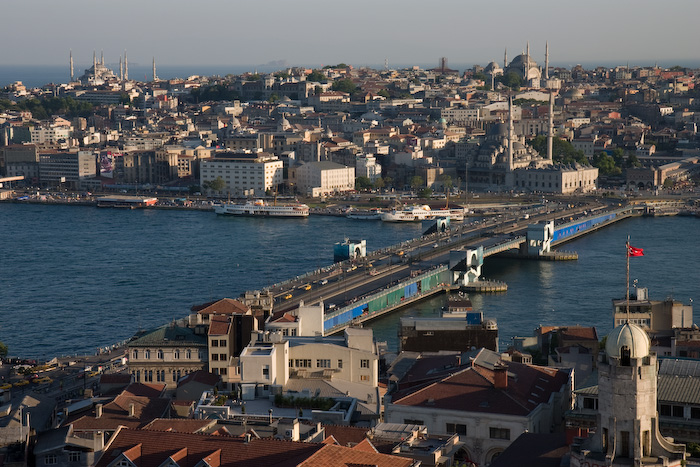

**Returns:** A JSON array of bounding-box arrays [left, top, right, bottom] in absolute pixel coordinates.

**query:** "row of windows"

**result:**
[[288, 358, 367, 369], [211, 353, 228, 361], [133, 368, 190, 382], [211, 339, 227, 347], [659, 404, 700, 419], [132, 349, 204, 360]]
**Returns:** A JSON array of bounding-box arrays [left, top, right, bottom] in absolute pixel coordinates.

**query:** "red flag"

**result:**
[[627, 244, 644, 257]]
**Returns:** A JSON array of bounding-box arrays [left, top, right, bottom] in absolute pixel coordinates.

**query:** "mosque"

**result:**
[[484, 42, 559, 90]]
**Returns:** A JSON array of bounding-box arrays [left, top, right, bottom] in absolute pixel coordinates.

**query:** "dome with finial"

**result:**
[[277, 114, 291, 132], [605, 322, 650, 359]]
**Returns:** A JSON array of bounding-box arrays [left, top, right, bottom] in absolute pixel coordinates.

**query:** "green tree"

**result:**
[[592, 153, 621, 176], [626, 154, 641, 168], [119, 93, 131, 105], [663, 178, 674, 189], [377, 89, 391, 99], [204, 177, 226, 194], [440, 174, 453, 192], [374, 178, 385, 190], [269, 93, 280, 103], [307, 70, 326, 82], [410, 176, 424, 190], [498, 71, 522, 90], [331, 78, 357, 94], [275, 71, 290, 79], [355, 176, 372, 191], [528, 135, 587, 164], [418, 187, 433, 199], [0, 341, 7, 359]]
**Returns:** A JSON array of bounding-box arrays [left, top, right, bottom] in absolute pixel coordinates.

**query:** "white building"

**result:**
[[238, 328, 379, 404], [30, 125, 72, 146], [265, 300, 325, 337], [514, 164, 598, 194], [384, 348, 572, 466], [200, 152, 283, 197], [293, 161, 355, 197], [356, 154, 382, 183]]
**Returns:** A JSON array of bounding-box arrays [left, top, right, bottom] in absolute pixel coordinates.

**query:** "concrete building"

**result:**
[[355, 154, 382, 183], [513, 163, 598, 194], [127, 325, 208, 390], [200, 151, 283, 197], [238, 328, 379, 403], [292, 161, 355, 197], [384, 348, 572, 466], [38, 151, 95, 188], [30, 125, 72, 147], [612, 287, 693, 331], [265, 300, 325, 337]]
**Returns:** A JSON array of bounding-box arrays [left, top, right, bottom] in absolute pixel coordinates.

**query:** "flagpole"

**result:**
[[626, 235, 630, 323]]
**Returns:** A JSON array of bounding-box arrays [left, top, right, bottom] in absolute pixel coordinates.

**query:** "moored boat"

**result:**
[[214, 199, 309, 217]]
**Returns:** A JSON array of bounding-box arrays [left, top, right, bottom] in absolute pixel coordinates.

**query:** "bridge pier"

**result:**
[[524, 221, 554, 256], [449, 246, 484, 286]]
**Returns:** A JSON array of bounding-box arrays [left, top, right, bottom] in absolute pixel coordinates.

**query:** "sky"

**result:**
[[2, 0, 699, 70]]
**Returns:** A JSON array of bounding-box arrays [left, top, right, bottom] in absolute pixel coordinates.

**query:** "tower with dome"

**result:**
[[570, 322, 686, 466], [503, 42, 542, 88]]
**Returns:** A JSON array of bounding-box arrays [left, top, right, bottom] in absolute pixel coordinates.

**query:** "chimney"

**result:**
[[95, 404, 103, 419], [128, 403, 135, 417], [493, 364, 508, 389]]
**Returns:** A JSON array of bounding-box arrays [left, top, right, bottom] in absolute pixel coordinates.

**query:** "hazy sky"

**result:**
[[2, 0, 698, 69]]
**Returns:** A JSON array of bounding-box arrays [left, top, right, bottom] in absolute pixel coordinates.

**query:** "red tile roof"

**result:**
[[71, 394, 170, 431], [392, 361, 569, 417], [142, 418, 215, 433], [208, 315, 231, 335], [322, 425, 370, 447], [191, 298, 250, 315], [123, 382, 166, 398], [177, 370, 220, 388], [298, 443, 413, 467], [94, 427, 324, 467]]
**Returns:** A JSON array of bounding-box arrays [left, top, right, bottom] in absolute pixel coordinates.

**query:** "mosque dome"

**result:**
[[484, 62, 502, 74], [508, 53, 538, 70], [488, 122, 509, 138], [278, 115, 291, 132], [605, 322, 650, 359]]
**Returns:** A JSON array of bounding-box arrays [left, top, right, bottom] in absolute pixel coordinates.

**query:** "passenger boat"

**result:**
[[346, 207, 382, 220], [214, 199, 309, 217], [380, 204, 465, 222]]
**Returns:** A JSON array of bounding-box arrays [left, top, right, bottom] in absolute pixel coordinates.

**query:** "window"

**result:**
[[317, 359, 331, 368], [44, 454, 57, 465], [295, 359, 312, 368], [157, 349, 163, 359], [186, 349, 192, 359], [220, 368, 227, 375], [132, 350, 138, 359], [360, 359, 370, 368], [404, 418, 424, 425], [360, 375, 369, 382], [692, 407, 700, 419], [174, 349, 180, 359], [263, 365, 270, 379], [220, 354, 227, 361], [144, 350, 151, 359], [212, 340, 219, 347], [446, 423, 467, 435], [660, 404, 672, 416], [338, 359, 343, 369], [212, 354, 219, 361], [489, 427, 510, 440], [220, 339, 227, 347], [672, 405, 684, 418], [68, 451, 81, 462]]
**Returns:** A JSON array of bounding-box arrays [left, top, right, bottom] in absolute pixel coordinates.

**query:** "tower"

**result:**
[[503, 48, 508, 69], [69, 50, 74, 82], [507, 95, 514, 171], [544, 41, 549, 80], [547, 92, 554, 162], [571, 323, 686, 466], [153, 57, 157, 82], [526, 41, 530, 60], [124, 50, 128, 81], [100, 49, 104, 66]]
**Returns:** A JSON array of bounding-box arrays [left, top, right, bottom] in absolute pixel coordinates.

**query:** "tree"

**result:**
[[498, 71, 522, 90], [377, 89, 390, 99], [269, 93, 280, 103], [0, 341, 7, 359], [331, 78, 356, 94], [410, 176, 424, 191], [204, 177, 226, 194], [418, 187, 433, 199], [527, 135, 588, 165], [440, 174, 453, 192], [307, 70, 326, 82], [374, 178, 385, 190], [591, 153, 621, 176], [626, 154, 641, 168], [355, 176, 372, 191], [275, 71, 290, 79]]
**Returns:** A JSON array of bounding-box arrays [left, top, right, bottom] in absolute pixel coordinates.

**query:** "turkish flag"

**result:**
[[627, 245, 644, 257]]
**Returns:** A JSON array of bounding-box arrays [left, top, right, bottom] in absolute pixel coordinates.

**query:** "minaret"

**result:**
[[526, 41, 530, 59], [504, 48, 508, 69], [124, 50, 129, 81], [508, 95, 514, 171], [69, 50, 74, 82], [100, 50, 104, 66], [547, 92, 554, 162], [152, 57, 157, 82], [544, 41, 550, 80]]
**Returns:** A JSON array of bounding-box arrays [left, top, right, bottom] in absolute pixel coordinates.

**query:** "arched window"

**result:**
[[621, 345, 631, 366], [157, 349, 164, 359], [186, 349, 192, 359], [132, 350, 138, 360], [174, 349, 180, 359]]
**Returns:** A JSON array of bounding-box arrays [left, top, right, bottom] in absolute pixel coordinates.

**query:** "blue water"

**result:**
[[0, 204, 698, 359]]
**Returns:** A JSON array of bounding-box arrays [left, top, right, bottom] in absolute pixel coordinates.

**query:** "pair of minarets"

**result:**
[[505, 86, 555, 168], [502, 41, 550, 81], [70, 50, 158, 83]]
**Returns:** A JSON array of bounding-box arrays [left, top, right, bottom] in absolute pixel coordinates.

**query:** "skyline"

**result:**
[[1, 0, 699, 69]]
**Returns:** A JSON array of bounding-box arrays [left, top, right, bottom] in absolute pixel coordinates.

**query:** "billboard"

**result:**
[[100, 151, 115, 178]]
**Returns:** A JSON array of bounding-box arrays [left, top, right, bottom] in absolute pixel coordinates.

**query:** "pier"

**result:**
[[243, 201, 649, 335]]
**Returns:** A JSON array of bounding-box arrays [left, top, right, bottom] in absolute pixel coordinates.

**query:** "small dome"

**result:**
[[605, 322, 650, 359]]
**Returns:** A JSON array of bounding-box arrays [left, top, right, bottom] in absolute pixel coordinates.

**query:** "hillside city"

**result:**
[[1, 48, 700, 467]]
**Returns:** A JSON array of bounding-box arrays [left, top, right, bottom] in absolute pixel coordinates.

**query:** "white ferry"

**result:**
[[346, 207, 382, 220], [380, 205, 465, 222], [214, 199, 309, 217]]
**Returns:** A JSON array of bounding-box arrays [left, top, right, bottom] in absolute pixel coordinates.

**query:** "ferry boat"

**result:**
[[214, 199, 309, 217], [346, 207, 382, 220], [380, 204, 465, 222]]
